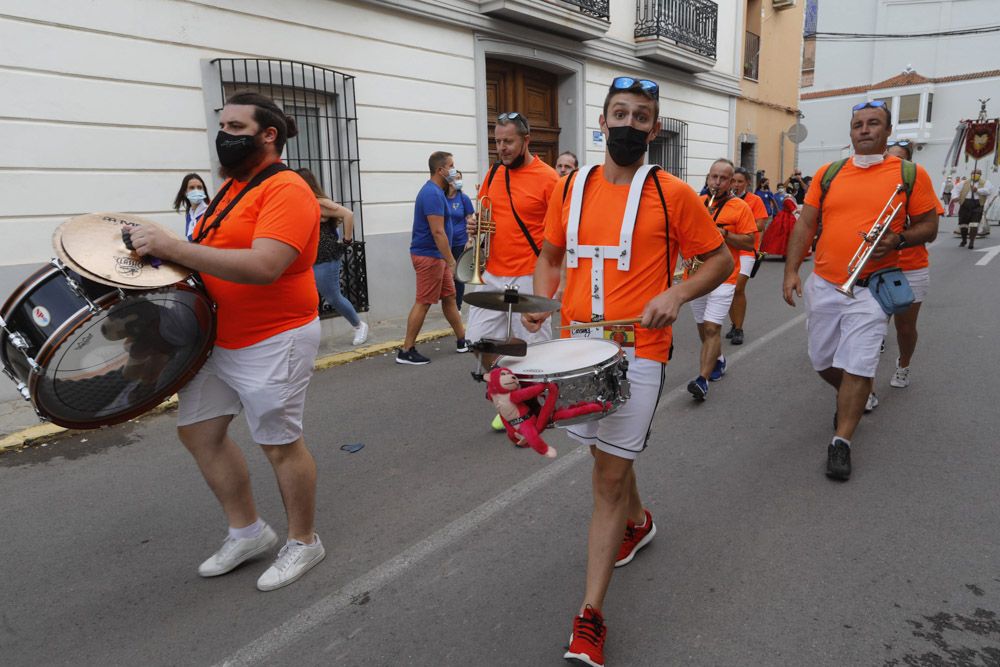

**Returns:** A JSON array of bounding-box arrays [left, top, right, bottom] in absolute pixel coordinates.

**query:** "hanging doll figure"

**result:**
[[486, 367, 558, 458]]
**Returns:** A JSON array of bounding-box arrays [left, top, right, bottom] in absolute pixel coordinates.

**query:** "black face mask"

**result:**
[[606, 125, 650, 167], [507, 142, 526, 170], [216, 130, 259, 168]]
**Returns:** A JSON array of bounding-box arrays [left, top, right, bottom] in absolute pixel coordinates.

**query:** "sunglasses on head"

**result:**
[[852, 100, 889, 114], [887, 140, 911, 147], [610, 76, 659, 99], [497, 112, 529, 132]]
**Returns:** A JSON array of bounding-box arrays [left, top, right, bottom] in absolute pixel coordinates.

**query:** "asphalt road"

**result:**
[[1, 227, 998, 666]]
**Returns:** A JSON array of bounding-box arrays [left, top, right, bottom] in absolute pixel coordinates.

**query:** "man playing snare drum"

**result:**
[[523, 77, 731, 667]]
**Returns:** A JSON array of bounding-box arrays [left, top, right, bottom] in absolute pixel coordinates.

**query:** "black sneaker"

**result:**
[[724, 325, 736, 340], [826, 440, 851, 480], [687, 376, 709, 401], [456, 338, 469, 353], [395, 347, 431, 365], [731, 328, 744, 345]]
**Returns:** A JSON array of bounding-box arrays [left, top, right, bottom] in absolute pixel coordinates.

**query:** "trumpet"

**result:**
[[836, 184, 905, 298], [456, 196, 496, 285]]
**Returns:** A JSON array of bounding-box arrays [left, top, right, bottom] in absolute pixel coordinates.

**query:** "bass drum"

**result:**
[[1, 263, 215, 429]]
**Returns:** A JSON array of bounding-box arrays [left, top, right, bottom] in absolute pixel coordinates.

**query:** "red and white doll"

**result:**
[[486, 367, 558, 458]]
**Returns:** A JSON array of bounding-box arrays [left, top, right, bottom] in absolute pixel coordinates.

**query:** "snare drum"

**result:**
[[1, 261, 215, 429], [495, 338, 629, 427]]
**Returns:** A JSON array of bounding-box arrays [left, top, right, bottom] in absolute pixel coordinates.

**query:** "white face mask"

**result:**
[[447, 167, 458, 183], [186, 189, 206, 204], [454, 179, 463, 190], [852, 154, 885, 169]]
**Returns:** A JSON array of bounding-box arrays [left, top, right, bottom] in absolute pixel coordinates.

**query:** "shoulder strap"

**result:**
[[711, 198, 729, 222], [486, 161, 502, 189], [819, 158, 849, 209], [503, 166, 541, 256], [192, 162, 290, 244], [561, 168, 579, 204], [900, 159, 917, 200]]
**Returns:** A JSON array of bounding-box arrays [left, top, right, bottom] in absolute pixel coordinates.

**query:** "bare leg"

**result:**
[[834, 372, 871, 441], [698, 322, 723, 379], [730, 275, 749, 329], [893, 302, 922, 368], [440, 295, 465, 340], [818, 367, 843, 390], [178, 415, 258, 529], [260, 437, 317, 543], [402, 302, 432, 349], [580, 448, 636, 613]]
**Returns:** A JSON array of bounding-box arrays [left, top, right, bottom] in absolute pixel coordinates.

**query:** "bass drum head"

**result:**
[[30, 284, 215, 429]]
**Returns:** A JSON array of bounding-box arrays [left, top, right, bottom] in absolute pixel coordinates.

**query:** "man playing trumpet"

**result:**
[[782, 101, 939, 481]]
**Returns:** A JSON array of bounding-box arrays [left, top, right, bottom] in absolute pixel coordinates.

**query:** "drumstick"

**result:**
[[558, 318, 641, 330]]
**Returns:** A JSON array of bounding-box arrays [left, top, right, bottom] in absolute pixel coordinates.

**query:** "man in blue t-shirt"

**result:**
[[397, 151, 469, 365], [446, 169, 476, 309]]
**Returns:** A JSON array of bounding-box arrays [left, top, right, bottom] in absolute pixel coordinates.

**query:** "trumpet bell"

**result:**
[[456, 245, 484, 284]]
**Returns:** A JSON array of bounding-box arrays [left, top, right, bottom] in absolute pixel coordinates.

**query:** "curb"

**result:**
[[0, 327, 454, 454]]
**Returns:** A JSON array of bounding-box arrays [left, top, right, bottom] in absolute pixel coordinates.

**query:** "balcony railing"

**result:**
[[744, 30, 760, 80], [560, 0, 610, 20], [635, 0, 718, 59]]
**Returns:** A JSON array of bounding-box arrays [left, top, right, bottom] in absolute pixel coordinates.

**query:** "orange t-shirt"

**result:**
[[194, 167, 320, 349], [738, 191, 769, 254], [545, 167, 723, 362], [898, 197, 944, 271], [694, 195, 757, 285], [805, 156, 939, 285], [478, 157, 558, 277]]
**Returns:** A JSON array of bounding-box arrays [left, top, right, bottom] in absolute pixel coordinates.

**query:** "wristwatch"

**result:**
[[894, 233, 907, 250]]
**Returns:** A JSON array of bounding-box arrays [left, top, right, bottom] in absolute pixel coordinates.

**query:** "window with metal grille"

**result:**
[[212, 59, 368, 317], [649, 117, 688, 181]]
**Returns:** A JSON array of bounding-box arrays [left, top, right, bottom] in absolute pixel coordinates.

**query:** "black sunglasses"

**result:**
[[610, 76, 659, 99], [497, 112, 529, 132]]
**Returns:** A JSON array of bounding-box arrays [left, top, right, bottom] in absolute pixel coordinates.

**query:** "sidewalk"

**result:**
[[0, 311, 458, 450]]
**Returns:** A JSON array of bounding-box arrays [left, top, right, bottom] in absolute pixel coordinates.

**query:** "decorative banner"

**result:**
[[965, 120, 998, 160]]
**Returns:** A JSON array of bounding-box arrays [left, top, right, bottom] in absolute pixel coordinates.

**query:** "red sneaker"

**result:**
[[614, 508, 656, 568], [564, 605, 606, 667]]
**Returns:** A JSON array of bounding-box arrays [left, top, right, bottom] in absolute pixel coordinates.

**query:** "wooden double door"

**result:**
[[485, 60, 561, 168]]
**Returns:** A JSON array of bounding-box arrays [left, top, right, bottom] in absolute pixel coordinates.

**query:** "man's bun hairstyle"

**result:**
[[225, 91, 298, 153]]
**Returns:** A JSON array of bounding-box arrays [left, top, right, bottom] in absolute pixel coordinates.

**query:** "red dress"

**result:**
[[760, 196, 799, 256]]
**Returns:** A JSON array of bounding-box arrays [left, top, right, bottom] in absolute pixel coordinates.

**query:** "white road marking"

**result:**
[[214, 311, 807, 667], [973, 244, 1000, 266]]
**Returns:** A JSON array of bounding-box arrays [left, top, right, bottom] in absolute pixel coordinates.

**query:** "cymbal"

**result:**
[[52, 224, 134, 288], [57, 213, 191, 288], [464, 290, 560, 313]]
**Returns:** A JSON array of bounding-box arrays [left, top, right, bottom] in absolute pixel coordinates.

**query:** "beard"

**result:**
[[218, 136, 269, 181]]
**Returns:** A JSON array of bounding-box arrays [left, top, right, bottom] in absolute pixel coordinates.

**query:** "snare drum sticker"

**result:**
[[32, 306, 52, 327], [604, 325, 635, 348]]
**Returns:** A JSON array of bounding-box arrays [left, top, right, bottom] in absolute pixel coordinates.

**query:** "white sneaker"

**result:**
[[890, 363, 910, 388], [256, 534, 326, 591], [864, 392, 879, 413], [198, 524, 278, 577], [352, 321, 370, 346]]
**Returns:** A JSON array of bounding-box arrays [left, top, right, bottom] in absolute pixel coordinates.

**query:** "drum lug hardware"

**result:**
[[51, 258, 102, 313], [0, 321, 42, 374], [2, 367, 31, 401]]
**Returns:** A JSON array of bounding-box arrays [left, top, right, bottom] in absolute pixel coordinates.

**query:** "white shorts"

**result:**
[[465, 271, 554, 344], [904, 267, 929, 303], [804, 274, 887, 378], [177, 318, 320, 445], [689, 283, 736, 325], [739, 254, 755, 277], [564, 354, 665, 460]]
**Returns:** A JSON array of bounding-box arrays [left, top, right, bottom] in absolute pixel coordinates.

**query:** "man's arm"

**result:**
[[130, 230, 301, 285], [873, 208, 939, 258], [782, 204, 820, 306], [522, 241, 565, 332], [642, 243, 731, 329], [723, 229, 755, 252], [427, 215, 455, 268]]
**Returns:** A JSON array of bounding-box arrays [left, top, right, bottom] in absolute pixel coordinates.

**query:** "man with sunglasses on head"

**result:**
[[469, 111, 559, 427], [524, 76, 731, 667], [783, 101, 939, 481]]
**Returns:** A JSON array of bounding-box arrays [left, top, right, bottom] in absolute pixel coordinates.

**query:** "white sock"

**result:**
[[229, 518, 264, 540], [832, 436, 851, 448], [288, 536, 315, 547], [717, 354, 725, 362]]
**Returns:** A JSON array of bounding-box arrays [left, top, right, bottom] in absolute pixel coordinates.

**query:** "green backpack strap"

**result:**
[[819, 158, 849, 209]]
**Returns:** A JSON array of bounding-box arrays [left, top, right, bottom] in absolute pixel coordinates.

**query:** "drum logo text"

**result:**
[[74, 332, 93, 350], [114, 256, 143, 277], [32, 306, 51, 327]]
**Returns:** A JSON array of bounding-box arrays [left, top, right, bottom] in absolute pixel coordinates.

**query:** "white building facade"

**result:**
[[0, 0, 743, 320], [798, 0, 1000, 182]]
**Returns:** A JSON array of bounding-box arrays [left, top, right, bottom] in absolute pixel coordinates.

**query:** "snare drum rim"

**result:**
[[27, 281, 217, 430]]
